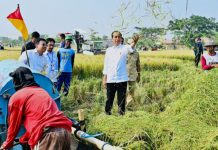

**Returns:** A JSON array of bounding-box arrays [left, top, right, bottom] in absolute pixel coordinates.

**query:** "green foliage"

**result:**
[[89, 29, 102, 41], [0, 37, 22, 46], [168, 15, 218, 48], [135, 27, 166, 49], [85, 66, 218, 149], [61, 50, 218, 149], [213, 32, 218, 44]]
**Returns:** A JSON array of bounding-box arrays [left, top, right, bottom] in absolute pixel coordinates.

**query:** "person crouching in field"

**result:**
[[57, 36, 75, 96], [102, 31, 139, 115], [0, 67, 72, 150], [126, 36, 141, 109], [201, 41, 218, 70]]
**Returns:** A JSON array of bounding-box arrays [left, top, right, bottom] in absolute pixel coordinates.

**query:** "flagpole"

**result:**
[[23, 39, 30, 67], [17, 4, 30, 67]]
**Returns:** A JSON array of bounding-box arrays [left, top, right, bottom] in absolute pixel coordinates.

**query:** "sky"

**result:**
[[0, 0, 218, 39]]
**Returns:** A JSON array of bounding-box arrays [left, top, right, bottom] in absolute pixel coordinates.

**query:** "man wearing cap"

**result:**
[[201, 41, 218, 70], [57, 36, 75, 96], [0, 67, 72, 150], [102, 31, 139, 115], [19, 38, 48, 75]]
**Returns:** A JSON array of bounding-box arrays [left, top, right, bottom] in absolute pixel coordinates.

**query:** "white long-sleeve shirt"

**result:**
[[19, 49, 48, 74], [103, 44, 133, 83], [44, 51, 58, 82]]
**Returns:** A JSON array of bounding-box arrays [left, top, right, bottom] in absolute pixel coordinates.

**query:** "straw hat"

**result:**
[[204, 41, 218, 47]]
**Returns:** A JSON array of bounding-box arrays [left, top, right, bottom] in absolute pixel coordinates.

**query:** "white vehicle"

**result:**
[[82, 40, 112, 55]]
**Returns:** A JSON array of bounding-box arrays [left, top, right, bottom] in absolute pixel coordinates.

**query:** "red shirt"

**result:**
[[201, 55, 215, 70], [2, 86, 72, 149]]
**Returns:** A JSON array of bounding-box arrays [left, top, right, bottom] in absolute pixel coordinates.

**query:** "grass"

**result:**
[[2, 48, 218, 149]]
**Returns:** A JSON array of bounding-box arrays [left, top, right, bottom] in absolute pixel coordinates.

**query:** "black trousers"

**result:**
[[105, 82, 127, 114], [195, 51, 203, 67]]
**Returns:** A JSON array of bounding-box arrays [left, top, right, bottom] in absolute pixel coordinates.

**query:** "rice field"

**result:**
[[1, 48, 217, 149]]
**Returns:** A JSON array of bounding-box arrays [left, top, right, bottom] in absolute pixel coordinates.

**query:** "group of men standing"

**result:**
[[0, 31, 76, 150], [19, 31, 75, 96], [0, 30, 141, 150]]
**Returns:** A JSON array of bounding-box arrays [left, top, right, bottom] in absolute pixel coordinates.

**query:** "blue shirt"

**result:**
[[57, 48, 75, 72], [59, 41, 65, 48]]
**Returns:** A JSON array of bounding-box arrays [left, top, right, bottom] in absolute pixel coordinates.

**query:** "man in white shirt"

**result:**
[[19, 38, 48, 75], [45, 38, 58, 85], [102, 31, 139, 115]]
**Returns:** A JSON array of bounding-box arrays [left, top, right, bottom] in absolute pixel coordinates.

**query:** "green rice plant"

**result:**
[[88, 111, 159, 149], [73, 54, 104, 79], [140, 50, 194, 61], [0, 49, 20, 60]]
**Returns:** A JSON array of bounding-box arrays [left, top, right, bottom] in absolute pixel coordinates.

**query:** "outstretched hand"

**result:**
[[132, 34, 140, 43], [130, 34, 140, 48], [0, 145, 5, 150]]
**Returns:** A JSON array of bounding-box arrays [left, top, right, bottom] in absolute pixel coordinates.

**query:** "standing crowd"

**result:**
[[1, 30, 142, 150], [19, 31, 75, 96], [18, 30, 141, 115]]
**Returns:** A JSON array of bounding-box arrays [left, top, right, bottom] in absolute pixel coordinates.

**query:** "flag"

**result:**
[[7, 5, 28, 41]]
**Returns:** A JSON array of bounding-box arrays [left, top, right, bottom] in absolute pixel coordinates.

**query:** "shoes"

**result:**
[[63, 91, 68, 96], [105, 111, 111, 115], [118, 111, 125, 116]]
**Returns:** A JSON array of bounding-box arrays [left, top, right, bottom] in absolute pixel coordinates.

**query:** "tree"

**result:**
[[89, 29, 102, 41], [212, 32, 218, 44], [135, 27, 166, 49], [168, 15, 218, 48]]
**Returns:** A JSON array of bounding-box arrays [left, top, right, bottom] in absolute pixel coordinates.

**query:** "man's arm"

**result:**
[[71, 53, 75, 69], [136, 53, 141, 82], [102, 75, 107, 89], [102, 50, 108, 89], [126, 35, 140, 53], [21, 45, 25, 54], [1, 104, 23, 149], [130, 35, 140, 49], [18, 52, 28, 65], [201, 55, 214, 70], [57, 51, 60, 71]]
